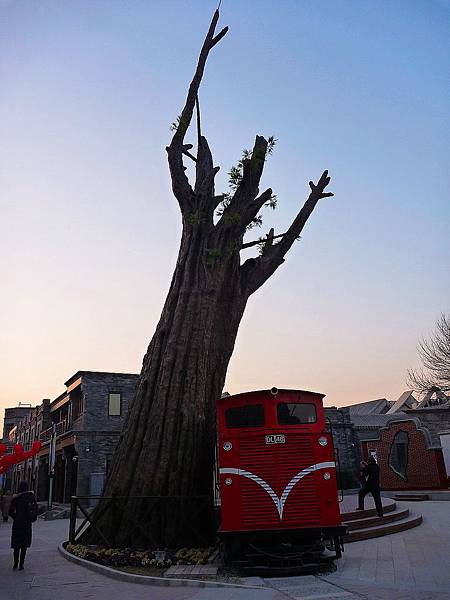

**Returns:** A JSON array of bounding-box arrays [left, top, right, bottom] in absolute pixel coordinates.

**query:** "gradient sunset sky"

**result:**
[[1, 0, 449, 431]]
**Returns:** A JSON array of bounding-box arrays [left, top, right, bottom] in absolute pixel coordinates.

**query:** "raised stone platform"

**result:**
[[340, 495, 422, 542], [385, 489, 450, 501], [391, 493, 430, 501]]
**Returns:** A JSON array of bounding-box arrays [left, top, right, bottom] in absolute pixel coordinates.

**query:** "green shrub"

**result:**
[[174, 547, 214, 565]]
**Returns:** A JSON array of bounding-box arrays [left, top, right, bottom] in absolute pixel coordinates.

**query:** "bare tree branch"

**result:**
[[182, 144, 197, 163], [166, 9, 228, 212], [197, 165, 220, 199], [171, 10, 227, 146], [240, 229, 286, 250], [239, 188, 273, 229], [196, 94, 202, 141], [193, 94, 220, 205], [271, 170, 332, 257], [407, 313, 450, 392], [241, 170, 333, 295]]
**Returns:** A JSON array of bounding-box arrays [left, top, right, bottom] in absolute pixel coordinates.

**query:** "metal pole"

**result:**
[[69, 497, 77, 543], [48, 477, 53, 512], [47, 424, 56, 511]]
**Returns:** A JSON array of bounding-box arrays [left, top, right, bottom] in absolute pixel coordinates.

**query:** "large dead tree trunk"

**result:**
[[85, 9, 333, 548]]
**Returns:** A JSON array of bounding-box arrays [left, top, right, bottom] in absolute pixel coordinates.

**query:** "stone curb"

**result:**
[[58, 543, 263, 589]]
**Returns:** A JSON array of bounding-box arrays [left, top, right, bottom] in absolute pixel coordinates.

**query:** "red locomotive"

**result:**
[[217, 388, 346, 569]]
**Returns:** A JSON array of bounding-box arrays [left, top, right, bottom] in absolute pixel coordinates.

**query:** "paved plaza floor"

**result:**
[[0, 501, 449, 599], [321, 499, 450, 599]]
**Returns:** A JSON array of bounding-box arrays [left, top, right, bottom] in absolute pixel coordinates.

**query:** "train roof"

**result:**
[[218, 388, 326, 403]]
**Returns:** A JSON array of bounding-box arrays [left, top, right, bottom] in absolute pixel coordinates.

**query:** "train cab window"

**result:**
[[225, 404, 265, 428], [277, 403, 317, 425]]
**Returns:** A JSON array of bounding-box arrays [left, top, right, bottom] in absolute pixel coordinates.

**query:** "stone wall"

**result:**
[[325, 407, 361, 488], [361, 419, 447, 490], [82, 372, 138, 432], [75, 372, 139, 497], [75, 431, 121, 497], [404, 408, 450, 444]]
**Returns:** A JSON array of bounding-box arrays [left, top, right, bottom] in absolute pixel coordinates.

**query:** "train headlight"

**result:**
[[223, 442, 232, 451], [225, 478, 232, 486], [318, 436, 328, 446], [323, 472, 331, 480]]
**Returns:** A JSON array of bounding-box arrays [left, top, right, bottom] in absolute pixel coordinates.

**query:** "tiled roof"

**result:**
[[344, 398, 392, 415], [351, 412, 408, 428], [386, 390, 417, 414]]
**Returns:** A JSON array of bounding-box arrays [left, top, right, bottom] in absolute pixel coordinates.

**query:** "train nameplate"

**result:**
[[265, 434, 285, 445]]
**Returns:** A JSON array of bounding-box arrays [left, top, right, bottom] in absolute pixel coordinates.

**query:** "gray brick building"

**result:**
[[5, 371, 138, 502], [1, 405, 36, 491], [325, 406, 362, 488], [342, 391, 450, 490]]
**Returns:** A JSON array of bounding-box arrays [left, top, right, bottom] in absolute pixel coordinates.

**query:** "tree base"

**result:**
[[79, 495, 217, 550]]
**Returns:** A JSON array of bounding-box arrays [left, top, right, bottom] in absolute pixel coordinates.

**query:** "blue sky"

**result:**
[[1, 0, 449, 424]]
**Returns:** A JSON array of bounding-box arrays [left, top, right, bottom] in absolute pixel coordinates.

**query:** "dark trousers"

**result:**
[[13, 547, 27, 567], [358, 484, 383, 517]]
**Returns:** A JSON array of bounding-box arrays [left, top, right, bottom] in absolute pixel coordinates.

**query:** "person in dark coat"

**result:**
[[1, 489, 13, 522], [357, 456, 383, 517], [8, 481, 37, 570], [358, 460, 368, 487]]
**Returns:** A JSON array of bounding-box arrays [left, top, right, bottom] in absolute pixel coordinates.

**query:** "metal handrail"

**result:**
[[68, 494, 214, 548], [40, 420, 72, 442]]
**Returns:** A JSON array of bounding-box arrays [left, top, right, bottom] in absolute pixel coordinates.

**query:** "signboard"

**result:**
[[265, 434, 285, 445]]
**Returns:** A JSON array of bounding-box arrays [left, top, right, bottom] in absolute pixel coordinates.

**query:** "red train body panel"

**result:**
[[217, 389, 344, 538]]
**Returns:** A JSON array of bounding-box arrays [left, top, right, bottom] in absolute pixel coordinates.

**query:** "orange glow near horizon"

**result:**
[[1, 1, 448, 433]]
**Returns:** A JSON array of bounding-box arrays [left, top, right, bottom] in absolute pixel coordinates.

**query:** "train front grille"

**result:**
[[239, 433, 320, 528]]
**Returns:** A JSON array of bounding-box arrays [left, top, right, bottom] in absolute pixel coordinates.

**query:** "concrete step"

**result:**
[[341, 498, 396, 522], [344, 506, 410, 531], [165, 565, 218, 578], [391, 493, 429, 501], [344, 512, 423, 542]]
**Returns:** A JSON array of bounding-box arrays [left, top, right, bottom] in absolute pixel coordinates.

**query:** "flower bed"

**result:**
[[65, 544, 214, 569]]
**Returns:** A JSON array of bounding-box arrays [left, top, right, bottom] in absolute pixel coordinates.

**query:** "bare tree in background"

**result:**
[[407, 313, 450, 393], [85, 9, 333, 548]]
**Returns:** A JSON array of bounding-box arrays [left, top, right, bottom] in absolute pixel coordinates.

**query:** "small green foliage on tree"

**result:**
[[216, 142, 278, 232]]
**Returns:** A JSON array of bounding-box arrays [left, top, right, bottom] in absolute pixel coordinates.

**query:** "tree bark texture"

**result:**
[[84, 9, 333, 548]]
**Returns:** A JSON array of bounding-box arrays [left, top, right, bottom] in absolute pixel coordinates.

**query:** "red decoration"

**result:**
[[0, 441, 42, 474]]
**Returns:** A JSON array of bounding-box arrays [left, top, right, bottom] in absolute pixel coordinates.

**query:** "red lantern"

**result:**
[[0, 440, 42, 474]]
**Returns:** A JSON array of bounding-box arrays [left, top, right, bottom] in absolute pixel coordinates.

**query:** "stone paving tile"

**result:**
[[324, 500, 450, 598], [1, 499, 449, 600], [357, 566, 376, 582], [0, 520, 284, 600], [265, 576, 357, 599], [336, 581, 450, 600]]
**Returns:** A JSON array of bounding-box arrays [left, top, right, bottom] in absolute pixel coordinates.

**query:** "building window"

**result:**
[[108, 393, 122, 416], [389, 430, 409, 480]]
